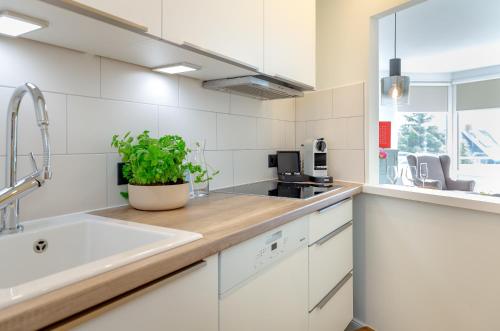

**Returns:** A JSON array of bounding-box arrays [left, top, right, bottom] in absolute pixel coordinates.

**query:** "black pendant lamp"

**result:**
[[381, 12, 410, 105]]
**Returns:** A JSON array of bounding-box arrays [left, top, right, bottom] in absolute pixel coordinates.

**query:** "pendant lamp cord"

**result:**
[[394, 12, 397, 58]]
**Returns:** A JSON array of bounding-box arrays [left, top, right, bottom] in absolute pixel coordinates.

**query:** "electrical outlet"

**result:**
[[117, 162, 128, 185], [268, 154, 277, 168]]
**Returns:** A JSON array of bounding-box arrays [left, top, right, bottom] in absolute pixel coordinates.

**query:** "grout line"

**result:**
[[65, 94, 69, 154], [1, 148, 290, 158], [104, 153, 110, 207], [99, 56, 102, 98], [156, 105, 160, 137], [177, 75, 180, 107], [231, 150, 235, 187], [215, 113, 219, 150]]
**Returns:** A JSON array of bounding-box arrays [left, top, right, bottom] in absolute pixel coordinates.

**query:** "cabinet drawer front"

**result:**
[[61, 256, 218, 331], [309, 224, 353, 309], [309, 198, 352, 244], [309, 274, 353, 331]]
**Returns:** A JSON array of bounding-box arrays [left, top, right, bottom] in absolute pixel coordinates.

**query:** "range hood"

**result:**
[[202, 75, 305, 100]]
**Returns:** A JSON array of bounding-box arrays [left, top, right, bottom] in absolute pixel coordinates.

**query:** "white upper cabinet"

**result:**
[[72, 0, 162, 37], [263, 0, 316, 87], [162, 0, 264, 70]]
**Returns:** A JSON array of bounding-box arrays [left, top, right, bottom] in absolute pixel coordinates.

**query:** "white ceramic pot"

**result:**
[[127, 183, 190, 211]]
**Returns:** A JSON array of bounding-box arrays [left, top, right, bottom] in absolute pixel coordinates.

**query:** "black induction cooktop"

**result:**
[[215, 180, 343, 199]]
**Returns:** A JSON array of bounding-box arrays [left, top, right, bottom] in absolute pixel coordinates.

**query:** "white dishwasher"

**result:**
[[219, 216, 309, 331]]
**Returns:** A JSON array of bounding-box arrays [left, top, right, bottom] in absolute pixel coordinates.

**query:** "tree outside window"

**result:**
[[398, 112, 447, 154]]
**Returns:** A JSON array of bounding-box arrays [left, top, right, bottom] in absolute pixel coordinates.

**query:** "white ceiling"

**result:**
[[379, 0, 500, 74]]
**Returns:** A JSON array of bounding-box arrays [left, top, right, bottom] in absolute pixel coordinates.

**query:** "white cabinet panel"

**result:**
[[264, 0, 316, 87], [68, 255, 218, 331], [162, 0, 264, 70], [309, 224, 353, 310], [309, 276, 354, 331], [220, 246, 308, 331], [72, 0, 162, 37], [309, 198, 353, 244]]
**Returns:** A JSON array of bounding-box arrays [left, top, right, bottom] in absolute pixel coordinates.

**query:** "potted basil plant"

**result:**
[[111, 131, 213, 211]]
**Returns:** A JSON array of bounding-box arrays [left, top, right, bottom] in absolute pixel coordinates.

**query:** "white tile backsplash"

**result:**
[[298, 82, 365, 182], [0, 37, 100, 97], [285, 121, 296, 149], [0, 88, 67, 156], [230, 94, 267, 117], [267, 98, 296, 122], [295, 121, 307, 148], [159, 106, 217, 150], [106, 153, 128, 208], [0, 37, 298, 221], [67, 96, 158, 154], [216, 113, 257, 150], [257, 118, 287, 149], [179, 77, 230, 113], [233, 150, 277, 185], [205, 151, 234, 189], [0, 36, 366, 221], [296, 89, 333, 121], [333, 82, 364, 118], [101, 58, 178, 106], [328, 149, 364, 183], [18, 154, 108, 221], [346, 116, 364, 150]]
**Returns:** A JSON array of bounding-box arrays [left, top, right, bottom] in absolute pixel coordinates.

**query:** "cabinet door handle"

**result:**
[[317, 197, 351, 214], [313, 271, 353, 312], [313, 220, 352, 247], [44, 0, 149, 33]]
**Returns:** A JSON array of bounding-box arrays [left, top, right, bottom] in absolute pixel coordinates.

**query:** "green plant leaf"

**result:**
[[111, 131, 218, 192]]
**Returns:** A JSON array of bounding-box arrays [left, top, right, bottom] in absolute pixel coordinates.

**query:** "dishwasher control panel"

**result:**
[[219, 216, 308, 295], [255, 230, 286, 268]]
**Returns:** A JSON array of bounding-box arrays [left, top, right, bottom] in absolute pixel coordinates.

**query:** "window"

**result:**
[[379, 85, 450, 170], [397, 112, 447, 155], [458, 109, 500, 192]]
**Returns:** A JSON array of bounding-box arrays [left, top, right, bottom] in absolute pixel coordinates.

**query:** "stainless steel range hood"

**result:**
[[202, 75, 306, 100]]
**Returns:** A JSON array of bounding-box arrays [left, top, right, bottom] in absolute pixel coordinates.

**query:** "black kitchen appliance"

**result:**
[[276, 151, 309, 182], [215, 180, 342, 200]]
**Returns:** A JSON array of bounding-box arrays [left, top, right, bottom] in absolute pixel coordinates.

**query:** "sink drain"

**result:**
[[33, 239, 48, 253]]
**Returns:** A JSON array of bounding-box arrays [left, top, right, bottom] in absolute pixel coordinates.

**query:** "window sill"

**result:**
[[362, 184, 500, 215]]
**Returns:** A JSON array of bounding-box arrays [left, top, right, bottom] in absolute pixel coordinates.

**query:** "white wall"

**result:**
[[295, 83, 365, 182], [316, 0, 410, 90], [0, 36, 295, 221], [354, 193, 500, 331], [316, 0, 415, 184]]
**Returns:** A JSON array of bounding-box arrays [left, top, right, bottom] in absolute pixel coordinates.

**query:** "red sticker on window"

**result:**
[[379, 121, 391, 148]]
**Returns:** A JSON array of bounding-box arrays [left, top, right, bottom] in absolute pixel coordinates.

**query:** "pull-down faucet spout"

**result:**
[[0, 83, 51, 234]]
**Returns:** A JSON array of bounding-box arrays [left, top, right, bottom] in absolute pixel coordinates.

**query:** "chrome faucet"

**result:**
[[0, 83, 51, 234]]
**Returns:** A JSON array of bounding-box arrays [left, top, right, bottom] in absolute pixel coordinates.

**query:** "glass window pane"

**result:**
[[458, 109, 500, 192], [397, 112, 448, 166]]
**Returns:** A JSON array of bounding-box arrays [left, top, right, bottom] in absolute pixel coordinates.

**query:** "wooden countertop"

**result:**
[[0, 181, 362, 331]]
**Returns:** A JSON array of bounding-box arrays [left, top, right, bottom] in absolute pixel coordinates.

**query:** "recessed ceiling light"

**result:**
[[0, 11, 48, 37], [153, 62, 201, 75]]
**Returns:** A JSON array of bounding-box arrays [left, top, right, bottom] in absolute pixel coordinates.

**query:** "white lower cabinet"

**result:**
[[309, 275, 354, 331], [308, 198, 354, 331], [66, 255, 218, 331], [220, 246, 308, 331], [219, 217, 309, 331], [54, 198, 354, 331], [309, 222, 353, 310]]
